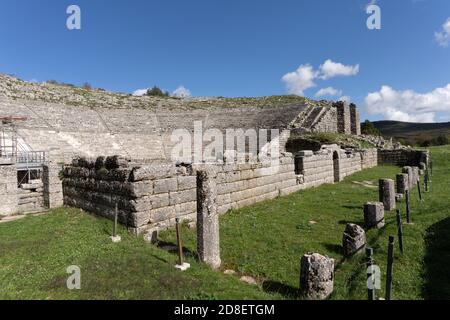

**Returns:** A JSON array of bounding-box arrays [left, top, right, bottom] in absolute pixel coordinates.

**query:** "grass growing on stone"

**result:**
[[1, 146, 449, 300]]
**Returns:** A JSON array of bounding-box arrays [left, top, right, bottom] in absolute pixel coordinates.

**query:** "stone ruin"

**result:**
[[0, 74, 430, 239]]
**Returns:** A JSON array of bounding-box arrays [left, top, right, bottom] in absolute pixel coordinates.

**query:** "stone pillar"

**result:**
[[412, 167, 420, 185], [349, 103, 361, 136], [364, 202, 385, 229], [300, 253, 334, 300], [334, 101, 351, 135], [402, 166, 413, 189], [396, 173, 409, 194], [197, 166, 221, 269], [0, 164, 18, 216], [342, 223, 366, 257], [379, 179, 396, 211], [43, 161, 64, 209]]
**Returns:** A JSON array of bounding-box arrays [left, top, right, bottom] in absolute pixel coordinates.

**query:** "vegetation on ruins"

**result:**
[[146, 86, 170, 97], [361, 120, 381, 136], [1, 146, 449, 300]]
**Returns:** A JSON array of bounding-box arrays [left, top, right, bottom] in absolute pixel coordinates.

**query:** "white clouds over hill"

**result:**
[[365, 84, 450, 123]]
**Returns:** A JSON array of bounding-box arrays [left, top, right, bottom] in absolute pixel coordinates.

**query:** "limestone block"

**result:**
[[129, 181, 153, 198], [396, 173, 409, 194], [130, 164, 177, 182], [342, 224, 366, 257], [300, 253, 335, 300], [169, 189, 197, 205], [364, 202, 385, 229], [379, 179, 396, 211], [177, 175, 196, 191], [197, 167, 221, 269], [153, 178, 178, 194], [148, 193, 170, 209]]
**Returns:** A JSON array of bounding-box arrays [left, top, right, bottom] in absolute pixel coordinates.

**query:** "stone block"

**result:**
[[379, 179, 396, 211], [300, 253, 334, 300], [153, 178, 178, 194], [396, 173, 409, 194], [342, 224, 366, 257], [364, 202, 385, 229]]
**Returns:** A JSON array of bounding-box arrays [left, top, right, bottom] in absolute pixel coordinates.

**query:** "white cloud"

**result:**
[[339, 96, 352, 103], [318, 59, 360, 80], [315, 87, 342, 97], [172, 86, 192, 98], [133, 88, 148, 96], [281, 64, 317, 95], [282, 59, 358, 96], [364, 84, 450, 123], [435, 17, 450, 47]]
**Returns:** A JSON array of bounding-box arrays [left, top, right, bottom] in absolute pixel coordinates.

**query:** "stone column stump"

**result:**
[[364, 202, 385, 229], [379, 179, 396, 211], [342, 223, 366, 257], [300, 253, 334, 300], [396, 173, 409, 194], [196, 166, 221, 269], [402, 166, 413, 189]]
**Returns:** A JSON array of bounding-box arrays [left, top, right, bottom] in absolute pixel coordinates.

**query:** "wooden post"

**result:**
[[417, 179, 423, 202], [396, 210, 404, 254], [113, 203, 118, 237], [424, 172, 429, 193], [175, 218, 184, 266], [405, 190, 411, 224], [366, 248, 375, 301], [385, 236, 395, 300]]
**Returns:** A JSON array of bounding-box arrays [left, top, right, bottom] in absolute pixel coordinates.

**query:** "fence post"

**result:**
[[385, 236, 395, 300], [396, 210, 404, 254], [405, 190, 411, 224], [417, 179, 423, 202]]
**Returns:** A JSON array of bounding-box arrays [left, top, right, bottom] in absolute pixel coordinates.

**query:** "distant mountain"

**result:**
[[371, 120, 450, 146]]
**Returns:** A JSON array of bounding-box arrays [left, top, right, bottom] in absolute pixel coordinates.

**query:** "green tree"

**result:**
[[361, 120, 381, 136], [146, 86, 169, 97], [434, 134, 449, 146]]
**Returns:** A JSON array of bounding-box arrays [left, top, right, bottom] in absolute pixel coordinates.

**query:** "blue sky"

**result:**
[[1, 0, 449, 122]]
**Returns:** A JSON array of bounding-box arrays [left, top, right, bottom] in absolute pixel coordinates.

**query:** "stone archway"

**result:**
[[333, 151, 340, 183]]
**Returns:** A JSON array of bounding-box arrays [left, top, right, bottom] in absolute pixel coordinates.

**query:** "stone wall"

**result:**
[[338, 151, 363, 181], [17, 180, 44, 213], [43, 162, 64, 209], [349, 104, 361, 136], [0, 164, 18, 215], [378, 149, 429, 167], [360, 149, 378, 169], [335, 102, 351, 134]]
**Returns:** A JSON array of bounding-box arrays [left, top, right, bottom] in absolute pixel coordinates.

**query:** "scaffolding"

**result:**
[[1, 116, 47, 186]]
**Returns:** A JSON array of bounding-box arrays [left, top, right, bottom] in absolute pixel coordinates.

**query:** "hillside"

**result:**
[[372, 120, 450, 146]]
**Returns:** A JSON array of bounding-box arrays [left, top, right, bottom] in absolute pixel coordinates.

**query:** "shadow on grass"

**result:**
[[262, 280, 299, 299], [156, 240, 198, 260], [422, 217, 450, 300]]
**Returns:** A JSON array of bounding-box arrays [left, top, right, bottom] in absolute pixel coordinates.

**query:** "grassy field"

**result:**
[[1, 146, 449, 300]]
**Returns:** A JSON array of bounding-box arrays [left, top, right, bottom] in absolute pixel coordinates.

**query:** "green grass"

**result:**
[[1, 146, 450, 300]]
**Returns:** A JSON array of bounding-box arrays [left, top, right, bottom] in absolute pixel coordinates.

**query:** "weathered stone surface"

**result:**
[[364, 202, 385, 229], [379, 179, 396, 211], [300, 253, 334, 300], [197, 166, 221, 269], [342, 223, 366, 257], [396, 173, 409, 194], [402, 166, 414, 189]]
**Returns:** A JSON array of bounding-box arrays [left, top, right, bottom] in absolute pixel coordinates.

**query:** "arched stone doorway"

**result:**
[[333, 151, 340, 183]]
